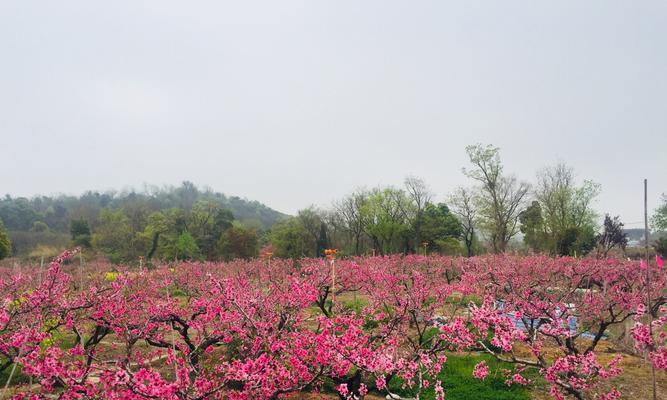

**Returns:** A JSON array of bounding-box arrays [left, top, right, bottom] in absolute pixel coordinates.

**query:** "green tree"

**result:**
[[297, 207, 324, 256], [143, 211, 169, 260], [519, 201, 546, 252], [556, 225, 596, 257], [173, 231, 201, 261], [70, 218, 92, 248], [449, 187, 477, 257], [420, 203, 462, 253], [595, 215, 628, 258], [219, 225, 258, 260], [30, 221, 50, 233], [334, 190, 368, 255], [0, 196, 38, 230], [316, 222, 330, 257], [269, 218, 311, 258], [92, 208, 138, 263], [189, 199, 234, 259], [404, 176, 432, 253], [0, 220, 11, 259], [142, 208, 187, 260], [463, 144, 530, 253], [360, 188, 413, 255], [212, 209, 234, 236], [653, 237, 667, 258], [533, 163, 600, 255], [267, 208, 328, 258], [653, 194, 667, 231]]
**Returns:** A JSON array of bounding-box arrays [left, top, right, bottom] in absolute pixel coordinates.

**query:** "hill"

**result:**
[[0, 181, 288, 256]]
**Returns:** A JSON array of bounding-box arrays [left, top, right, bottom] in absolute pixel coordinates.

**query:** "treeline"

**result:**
[[268, 181, 465, 258], [0, 182, 286, 262], [268, 144, 667, 259], [1, 145, 666, 263]]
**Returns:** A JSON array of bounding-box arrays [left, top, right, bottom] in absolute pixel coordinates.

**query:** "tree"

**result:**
[[450, 187, 477, 257], [558, 225, 597, 257], [531, 163, 600, 255], [315, 222, 329, 257], [92, 208, 137, 263], [463, 144, 530, 253], [69, 218, 91, 248], [30, 221, 49, 233], [654, 237, 667, 258], [297, 207, 324, 257], [266, 208, 328, 259], [218, 225, 258, 260], [212, 208, 234, 236], [652, 194, 667, 231], [142, 208, 188, 261], [173, 231, 201, 261], [596, 214, 628, 258], [319, 210, 345, 253], [174, 180, 200, 210], [519, 201, 546, 252], [188, 199, 234, 259], [143, 211, 169, 260], [270, 217, 312, 258], [0, 183, 286, 258], [0, 196, 38, 230], [2, 249, 665, 399], [461, 255, 658, 399], [334, 190, 368, 255], [404, 176, 433, 253], [360, 188, 413, 255], [0, 219, 11, 259], [420, 203, 462, 253]]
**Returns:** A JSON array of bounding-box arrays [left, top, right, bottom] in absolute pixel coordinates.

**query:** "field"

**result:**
[[1, 251, 666, 399]]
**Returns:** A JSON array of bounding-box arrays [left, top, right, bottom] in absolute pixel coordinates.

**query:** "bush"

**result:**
[[0, 220, 11, 260]]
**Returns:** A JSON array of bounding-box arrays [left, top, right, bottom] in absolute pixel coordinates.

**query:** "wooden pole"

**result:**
[[171, 288, 177, 379], [331, 258, 336, 307], [39, 256, 44, 286], [79, 251, 84, 290], [644, 179, 657, 400], [3, 348, 21, 391]]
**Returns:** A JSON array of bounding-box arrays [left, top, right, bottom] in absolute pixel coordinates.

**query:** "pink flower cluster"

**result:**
[[0, 252, 663, 400]]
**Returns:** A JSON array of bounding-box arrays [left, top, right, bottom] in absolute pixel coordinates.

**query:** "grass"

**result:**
[[387, 353, 536, 400], [0, 363, 30, 387], [0, 330, 79, 390]]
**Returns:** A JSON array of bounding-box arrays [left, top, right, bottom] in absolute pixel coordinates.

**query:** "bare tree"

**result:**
[[463, 144, 530, 253], [334, 190, 368, 255], [320, 209, 344, 251], [450, 187, 477, 257], [533, 163, 600, 255], [404, 176, 433, 253], [297, 206, 324, 256]]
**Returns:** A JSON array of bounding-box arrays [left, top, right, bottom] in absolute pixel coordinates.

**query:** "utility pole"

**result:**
[[644, 179, 657, 400]]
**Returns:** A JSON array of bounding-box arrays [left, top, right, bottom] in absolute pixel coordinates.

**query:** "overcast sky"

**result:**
[[1, 1, 665, 226]]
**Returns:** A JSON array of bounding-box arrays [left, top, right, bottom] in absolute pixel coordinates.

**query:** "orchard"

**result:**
[[1, 250, 665, 399]]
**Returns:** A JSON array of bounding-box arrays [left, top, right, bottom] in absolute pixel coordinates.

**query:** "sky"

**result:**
[[1, 1, 666, 226]]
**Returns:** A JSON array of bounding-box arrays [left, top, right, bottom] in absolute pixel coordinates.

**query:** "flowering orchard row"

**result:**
[[1, 251, 665, 400]]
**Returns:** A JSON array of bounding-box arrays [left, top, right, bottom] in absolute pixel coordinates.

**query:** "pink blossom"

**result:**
[[473, 361, 490, 380]]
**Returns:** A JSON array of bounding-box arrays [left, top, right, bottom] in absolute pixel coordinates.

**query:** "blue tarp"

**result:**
[[496, 300, 606, 340]]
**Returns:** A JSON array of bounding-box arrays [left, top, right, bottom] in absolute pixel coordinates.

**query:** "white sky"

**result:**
[[1, 1, 666, 226]]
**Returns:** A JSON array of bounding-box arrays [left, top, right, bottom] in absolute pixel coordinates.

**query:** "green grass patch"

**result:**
[[387, 353, 536, 400], [0, 362, 30, 386], [341, 295, 367, 313]]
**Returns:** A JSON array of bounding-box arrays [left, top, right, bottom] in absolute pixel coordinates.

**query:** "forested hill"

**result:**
[[0, 182, 288, 256]]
